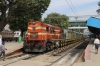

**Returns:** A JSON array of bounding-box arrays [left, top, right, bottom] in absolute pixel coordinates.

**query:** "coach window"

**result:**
[[46, 27, 49, 32]]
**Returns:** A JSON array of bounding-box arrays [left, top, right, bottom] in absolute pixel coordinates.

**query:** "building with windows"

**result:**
[[68, 20, 88, 33], [69, 20, 86, 27]]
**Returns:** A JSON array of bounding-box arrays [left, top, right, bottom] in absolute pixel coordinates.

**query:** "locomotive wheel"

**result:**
[[46, 43, 52, 51], [23, 43, 27, 53], [46, 43, 49, 51], [22, 46, 26, 53], [30, 42, 34, 51], [49, 43, 53, 50], [23, 46, 26, 53]]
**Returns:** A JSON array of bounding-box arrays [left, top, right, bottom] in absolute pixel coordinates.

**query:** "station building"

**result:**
[[68, 20, 90, 35]]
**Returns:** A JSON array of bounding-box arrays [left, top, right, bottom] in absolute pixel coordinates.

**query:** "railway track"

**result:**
[[2, 48, 52, 66], [48, 40, 89, 66], [1, 51, 39, 66], [21, 40, 87, 66], [0, 38, 88, 66], [48, 42, 85, 66]]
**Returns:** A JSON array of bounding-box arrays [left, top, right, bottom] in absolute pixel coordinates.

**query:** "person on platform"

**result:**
[[94, 37, 100, 54], [1, 39, 7, 61], [0, 35, 2, 55]]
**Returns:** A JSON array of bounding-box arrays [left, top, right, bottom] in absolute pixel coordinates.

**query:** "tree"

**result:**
[[0, 0, 16, 31], [43, 13, 69, 29], [9, 0, 51, 35], [96, 1, 100, 15]]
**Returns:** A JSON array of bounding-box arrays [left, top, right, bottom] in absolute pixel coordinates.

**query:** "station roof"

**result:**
[[69, 20, 86, 22]]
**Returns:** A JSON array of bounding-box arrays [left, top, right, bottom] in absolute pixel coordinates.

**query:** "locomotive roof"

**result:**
[[29, 20, 62, 29], [42, 22, 62, 28]]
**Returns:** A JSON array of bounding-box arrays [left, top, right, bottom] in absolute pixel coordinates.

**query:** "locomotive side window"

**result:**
[[50, 28, 55, 33], [46, 27, 49, 32], [50, 28, 52, 33], [52, 28, 55, 32]]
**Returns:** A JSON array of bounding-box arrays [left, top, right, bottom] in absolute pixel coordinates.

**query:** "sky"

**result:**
[[42, 0, 100, 20]]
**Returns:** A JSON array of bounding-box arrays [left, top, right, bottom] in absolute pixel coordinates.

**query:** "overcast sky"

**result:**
[[42, 0, 100, 20]]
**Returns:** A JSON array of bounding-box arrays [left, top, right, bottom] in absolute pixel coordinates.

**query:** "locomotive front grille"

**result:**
[[30, 32, 38, 39]]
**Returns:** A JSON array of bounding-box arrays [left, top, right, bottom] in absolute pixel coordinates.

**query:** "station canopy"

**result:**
[[86, 17, 100, 35]]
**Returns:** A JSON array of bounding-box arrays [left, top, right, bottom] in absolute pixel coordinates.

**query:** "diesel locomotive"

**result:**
[[23, 20, 83, 52]]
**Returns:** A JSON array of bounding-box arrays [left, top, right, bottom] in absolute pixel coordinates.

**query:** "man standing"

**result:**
[[0, 35, 2, 55], [94, 37, 100, 54], [1, 39, 7, 61]]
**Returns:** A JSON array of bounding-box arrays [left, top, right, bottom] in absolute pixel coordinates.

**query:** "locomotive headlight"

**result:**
[[32, 21, 36, 24]]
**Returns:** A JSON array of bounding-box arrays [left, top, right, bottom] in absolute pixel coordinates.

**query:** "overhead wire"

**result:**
[[68, 0, 83, 20], [48, 9, 53, 13], [68, 0, 79, 16], [65, 0, 78, 17], [43, 0, 94, 19]]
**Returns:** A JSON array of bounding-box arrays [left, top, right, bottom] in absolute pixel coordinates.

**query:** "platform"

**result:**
[[73, 42, 100, 66], [5, 41, 23, 55], [2, 40, 100, 66]]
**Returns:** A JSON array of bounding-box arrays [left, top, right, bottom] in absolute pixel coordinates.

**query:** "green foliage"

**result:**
[[98, 1, 100, 6], [96, 1, 100, 15], [0, 0, 16, 31], [43, 13, 69, 29], [9, 0, 51, 32]]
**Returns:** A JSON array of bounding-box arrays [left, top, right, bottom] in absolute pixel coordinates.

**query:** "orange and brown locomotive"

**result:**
[[23, 20, 83, 52], [23, 20, 67, 52]]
